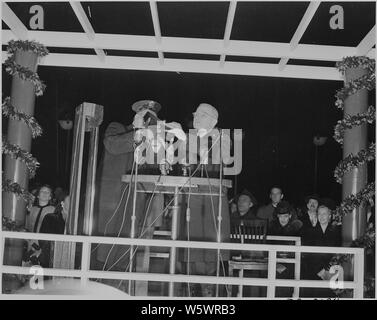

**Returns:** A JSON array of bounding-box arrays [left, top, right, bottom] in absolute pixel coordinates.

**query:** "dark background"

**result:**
[[2, 1, 376, 207]]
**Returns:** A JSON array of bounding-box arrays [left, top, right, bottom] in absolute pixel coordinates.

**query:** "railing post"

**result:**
[[267, 250, 276, 298], [0, 235, 4, 295], [353, 249, 365, 299], [80, 240, 90, 287], [293, 238, 301, 298]]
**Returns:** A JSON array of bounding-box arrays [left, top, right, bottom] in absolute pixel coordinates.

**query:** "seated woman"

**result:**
[[268, 201, 303, 237], [301, 198, 341, 298], [268, 201, 302, 298], [23, 185, 56, 267]]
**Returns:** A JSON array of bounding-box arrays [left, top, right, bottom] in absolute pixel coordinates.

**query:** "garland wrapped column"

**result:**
[[333, 57, 375, 246], [3, 50, 38, 223], [342, 65, 368, 245], [2, 40, 48, 275]]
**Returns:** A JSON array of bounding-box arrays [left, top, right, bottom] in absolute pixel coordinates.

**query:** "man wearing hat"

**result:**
[[93, 100, 165, 277], [230, 189, 259, 225], [268, 201, 302, 237], [267, 201, 302, 297], [299, 194, 320, 229]]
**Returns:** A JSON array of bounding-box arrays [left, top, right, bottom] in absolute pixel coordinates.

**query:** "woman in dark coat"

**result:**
[[38, 195, 69, 268], [301, 199, 341, 298]]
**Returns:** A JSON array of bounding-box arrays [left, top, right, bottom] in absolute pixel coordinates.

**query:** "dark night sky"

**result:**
[[2, 1, 376, 207]]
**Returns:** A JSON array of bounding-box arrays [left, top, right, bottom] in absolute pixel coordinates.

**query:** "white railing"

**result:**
[[0, 231, 364, 299]]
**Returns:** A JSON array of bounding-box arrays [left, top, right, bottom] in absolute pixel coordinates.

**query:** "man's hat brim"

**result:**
[[132, 100, 161, 113], [304, 194, 320, 204]]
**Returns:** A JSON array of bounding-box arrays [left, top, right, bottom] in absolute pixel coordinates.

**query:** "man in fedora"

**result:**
[[93, 100, 164, 276]]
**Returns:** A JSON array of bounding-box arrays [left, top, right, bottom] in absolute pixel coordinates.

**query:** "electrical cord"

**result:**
[[90, 183, 130, 255], [101, 159, 136, 271], [204, 165, 231, 297], [104, 135, 222, 281]]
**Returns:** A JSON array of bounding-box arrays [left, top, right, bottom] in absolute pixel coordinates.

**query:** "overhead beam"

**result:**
[[220, 0, 237, 67], [69, 1, 106, 62], [357, 26, 376, 55], [278, 1, 321, 70], [3, 30, 373, 62], [149, 0, 164, 65], [1, 2, 28, 39], [2, 51, 343, 81]]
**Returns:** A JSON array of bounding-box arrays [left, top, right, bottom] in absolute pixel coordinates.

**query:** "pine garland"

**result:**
[[334, 143, 375, 184], [7, 39, 49, 58], [2, 137, 39, 178], [4, 56, 46, 96], [334, 106, 375, 144], [2, 40, 48, 205], [2, 216, 27, 232], [2, 97, 43, 138], [328, 224, 375, 298], [335, 57, 375, 110], [2, 177, 34, 204], [333, 56, 375, 221], [336, 56, 375, 75], [333, 182, 375, 222], [335, 74, 376, 110]]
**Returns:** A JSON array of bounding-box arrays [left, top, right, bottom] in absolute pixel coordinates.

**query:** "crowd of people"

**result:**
[[230, 186, 341, 243], [18, 101, 373, 298], [229, 186, 344, 297], [22, 182, 347, 298]]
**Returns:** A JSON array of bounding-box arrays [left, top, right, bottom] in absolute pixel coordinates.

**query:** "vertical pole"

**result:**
[[129, 162, 139, 295], [215, 132, 223, 297], [169, 186, 179, 297], [65, 129, 71, 184], [61, 106, 85, 270], [83, 126, 99, 236], [0, 234, 4, 295], [342, 66, 368, 246], [67, 106, 86, 236], [314, 145, 318, 192], [2, 49, 38, 273]]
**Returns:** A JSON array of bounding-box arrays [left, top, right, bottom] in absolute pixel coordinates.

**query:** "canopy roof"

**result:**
[[2, 1, 375, 81]]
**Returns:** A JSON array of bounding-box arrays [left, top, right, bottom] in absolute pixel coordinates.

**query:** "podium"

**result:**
[[121, 174, 232, 296]]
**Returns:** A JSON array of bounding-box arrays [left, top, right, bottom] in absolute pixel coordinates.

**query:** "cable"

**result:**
[[105, 135, 221, 274], [91, 183, 130, 255], [102, 159, 136, 271], [204, 165, 231, 297], [116, 175, 161, 289]]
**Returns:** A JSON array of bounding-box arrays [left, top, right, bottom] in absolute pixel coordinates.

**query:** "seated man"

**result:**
[[257, 186, 284, 223], [230, 189, 263, 259], [299, 194, 320, 229], [230, 189, 259, 226]]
